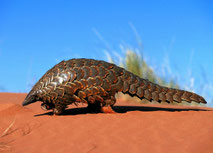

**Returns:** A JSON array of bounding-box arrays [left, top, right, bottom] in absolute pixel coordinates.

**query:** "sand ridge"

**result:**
[[0, 93, 213, 153]]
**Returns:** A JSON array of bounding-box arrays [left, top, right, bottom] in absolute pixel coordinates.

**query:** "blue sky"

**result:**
[[0, 0, 213, 104]]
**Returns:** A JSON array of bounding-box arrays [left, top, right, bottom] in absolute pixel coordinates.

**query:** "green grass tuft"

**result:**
[[108, 49, 179, 89]]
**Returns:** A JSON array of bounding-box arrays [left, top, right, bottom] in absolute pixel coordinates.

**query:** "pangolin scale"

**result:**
[[22, 58, 207, 115]]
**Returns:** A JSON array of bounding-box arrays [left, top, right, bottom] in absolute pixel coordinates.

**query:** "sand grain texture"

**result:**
[[0, 93, 213, 153]]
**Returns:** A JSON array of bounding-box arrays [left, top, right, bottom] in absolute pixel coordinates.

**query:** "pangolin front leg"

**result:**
[[41, 102, 54, 111], [53, 103, 67, 115]]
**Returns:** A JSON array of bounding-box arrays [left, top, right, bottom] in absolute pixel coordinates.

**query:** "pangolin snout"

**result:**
[[22, 92, 37, 106]]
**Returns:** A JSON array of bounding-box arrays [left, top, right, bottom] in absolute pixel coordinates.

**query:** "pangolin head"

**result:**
[[22, 89, 39, 106]]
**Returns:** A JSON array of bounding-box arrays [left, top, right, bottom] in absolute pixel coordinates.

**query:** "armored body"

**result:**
[[22, 58, 206, 115]]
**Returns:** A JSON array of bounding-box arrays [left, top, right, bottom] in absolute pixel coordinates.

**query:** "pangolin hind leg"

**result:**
[[100, 96, 116, 113], [86, 96, 116, 113]]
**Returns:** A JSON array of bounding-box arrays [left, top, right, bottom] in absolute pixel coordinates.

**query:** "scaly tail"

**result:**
[[120, 70, 207, 104]]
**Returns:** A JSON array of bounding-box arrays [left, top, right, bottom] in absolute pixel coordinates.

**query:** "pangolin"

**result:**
[[22, 58, 207, 115]]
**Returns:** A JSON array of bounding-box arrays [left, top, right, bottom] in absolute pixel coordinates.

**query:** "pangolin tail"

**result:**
[[120, 70, 207, 104]]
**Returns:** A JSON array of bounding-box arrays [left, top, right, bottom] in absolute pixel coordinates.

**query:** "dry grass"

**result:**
[[1, 117, 16, 138], [95, 25, 212, 106], [107, 50, 179, 88], [0, 117, 16, 151]]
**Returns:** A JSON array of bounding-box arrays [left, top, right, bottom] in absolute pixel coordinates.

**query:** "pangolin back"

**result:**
[[22, 58, 207, 114]]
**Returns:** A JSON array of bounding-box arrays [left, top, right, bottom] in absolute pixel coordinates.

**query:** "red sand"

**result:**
[[0, 93, 213, 153]]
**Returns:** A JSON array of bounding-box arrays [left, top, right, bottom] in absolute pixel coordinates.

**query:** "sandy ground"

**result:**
[[0, 93, 213, 153]]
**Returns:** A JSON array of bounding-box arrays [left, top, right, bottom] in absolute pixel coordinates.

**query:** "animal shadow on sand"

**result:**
[[34, 105, 210, 117]]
